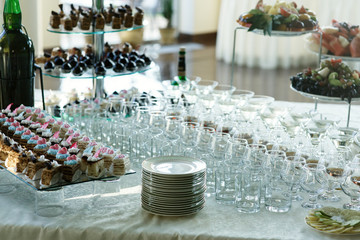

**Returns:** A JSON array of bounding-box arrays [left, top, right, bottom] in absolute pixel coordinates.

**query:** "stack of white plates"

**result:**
[[141, 156, 206, 216]]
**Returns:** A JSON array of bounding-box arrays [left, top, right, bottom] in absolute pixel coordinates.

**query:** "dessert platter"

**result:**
[[48, 4, 144, 34], [0, 103, 133, 191], [36, 42, 152, 79], [305, 19, 360, 60], [305, 207, 360, 235], [237, 0, 319, 36], [290, 59, 360, 103]]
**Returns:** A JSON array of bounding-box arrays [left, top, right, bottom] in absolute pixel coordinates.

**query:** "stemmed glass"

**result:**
[[341, 160, 360, 210], [319, 152, 346, 202], [231, 89, 254, 108], [212, 84, 236, 101], [300, 163, 327, 209], [281, 156, 306, 201]]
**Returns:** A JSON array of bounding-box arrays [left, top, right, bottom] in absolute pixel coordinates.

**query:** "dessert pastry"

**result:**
[[86, 149, 105, 178], [0, 113, 7, 126], [1, 117, 15, 135], [6, 142, 25, 168], [64, 16, 73, 31], [113, 62, 125, 73], [15, 150, 32, 173], [71, 4, 79, 16], [26, 155, 47, 181], [7, 121, 20, 137], [105, 4, 115, 24], [69, 142, 80, 155], [104, 58, 114, 69], [102, 148, 115, 170], [122, 42, 132, 53], [80, 145, 93, 173], [134, 7, 144, 25], [95, 13, 105, 30], [95, 64, 106, 76], [46, 144, 60, 161], [41, 160, 62, 186], [33, 138, 49, 156], [0, 134, 12, 161], [14, 111, 25, 122], [118, 7, 127, 25], [60, 135, 73, 148], [124, 12, 134, 28], [78, 136, 90, 152], [71, 132, 81, 144], [1, 103, 13, 116], [29, 121, 41, 133], [54, 56, 66, 68], [55, 147, 70, 164], [20, 129, 34, 145], [72, 63, 84, 76], [23, 107, 33, 119], [26, 135, 40, 150], [59, 123, 71, 138], [36, 113, 47, 124], [16, 104, 26, 115], [80, 12, 91, 30], [62, 155, 81, 182], [113, 153, 130, 176], [112, 13, 121, 29], [61, 62, 72, 73], [51, 120, 63, 134], [135, 59, 145, 68], [70, 10, 78, 28], [41, 129, 53, 141], [85, 45, 93, 56], [50, 11, 61, 29], [49, 131, 62, 145], [12, 126, 26, 142], [58, 4, 65, 18], [21, 115, 32, 127], [36, 122, 49, 135], [126, 61, 137, 71]]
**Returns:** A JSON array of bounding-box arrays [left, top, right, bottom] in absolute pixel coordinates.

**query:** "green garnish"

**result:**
[[247, 9, 273, 36]]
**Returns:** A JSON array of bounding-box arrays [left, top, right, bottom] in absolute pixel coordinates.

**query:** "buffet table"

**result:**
[[1, 101, 360, 240]]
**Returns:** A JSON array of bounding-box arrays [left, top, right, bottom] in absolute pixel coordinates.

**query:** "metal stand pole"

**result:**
[[92, 0, 105, 98], [347, 103, 351, 128], [230, 28, 239, 87]]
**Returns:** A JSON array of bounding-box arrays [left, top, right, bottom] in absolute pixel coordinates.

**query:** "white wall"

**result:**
[[178, 0, 221, 35]]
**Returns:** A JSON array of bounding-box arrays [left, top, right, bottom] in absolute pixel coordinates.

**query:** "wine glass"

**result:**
[[194, 80, 218, 96], [281, 156, 306, 201], [341, 161, 360, 210], [247, 95, 274, 114], [231, 89, 254, 108], [318, 152, 346, 202], [212, 84, 236, 101], [300, 163, 327, 209]]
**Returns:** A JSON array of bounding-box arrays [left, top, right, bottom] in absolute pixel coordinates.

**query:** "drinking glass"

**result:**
[[247, 95, 274, 113], [231, 89, 254, 108], [265, 174, 292, 213], [235, 168, 262, 213], [120, 102, 139, 127], [300, 163, 327, 209], [212, 133, 231, 164], [244, 144, 267, 172], [180, 121, 200, 156], [281, 156, 306, 201], [194, 80, 218, 96], [341, 162, 360, 210], [263, 150, 286, 178], [196, 127, 215, 155], [164, 116, 184, 140], [131, 94, 150, 107], [319, 152, 346, 202], [149, 110, 166, 131], [135, 106, 151, 129], [212, 84, 236, 101], [228, 138, 248, 169], [215, 166, 237, 205]]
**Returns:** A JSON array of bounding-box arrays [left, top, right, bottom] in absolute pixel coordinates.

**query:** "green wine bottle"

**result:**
[[0, 0, 35, 109], [171, 47, 186, 86]]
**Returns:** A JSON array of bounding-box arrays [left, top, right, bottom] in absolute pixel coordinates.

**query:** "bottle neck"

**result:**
[[3, 0, 22, 30]]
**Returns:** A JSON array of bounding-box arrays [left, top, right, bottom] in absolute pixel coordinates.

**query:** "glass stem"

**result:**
[[309, 194, 317, 204]]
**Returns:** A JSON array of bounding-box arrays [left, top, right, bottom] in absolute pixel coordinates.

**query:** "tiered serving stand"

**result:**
[[230, 25, 359, 127]]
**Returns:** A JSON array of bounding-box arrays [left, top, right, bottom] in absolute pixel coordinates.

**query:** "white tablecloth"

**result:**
[[216, 0, 360, 69], [1, 101, 360, 240]]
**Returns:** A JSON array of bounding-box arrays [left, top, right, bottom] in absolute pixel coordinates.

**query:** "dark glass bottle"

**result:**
[[0, 0, 35, 109], [172, 47, 186, 86]]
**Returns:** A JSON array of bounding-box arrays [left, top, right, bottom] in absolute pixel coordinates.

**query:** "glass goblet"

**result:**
[[300, 163, 327, 209], [341, 162, 360, 210]]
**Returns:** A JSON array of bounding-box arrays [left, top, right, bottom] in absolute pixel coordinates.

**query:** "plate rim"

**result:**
[[142, 156, 206, 176]]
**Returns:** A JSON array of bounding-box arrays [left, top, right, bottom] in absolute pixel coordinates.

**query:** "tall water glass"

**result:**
[[215, 166, 237, 205], [341, 162, 360, 210], [180, 121, 200, 156], [281, 156, 306, 201]]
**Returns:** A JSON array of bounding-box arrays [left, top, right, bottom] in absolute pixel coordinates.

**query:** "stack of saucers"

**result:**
[[141, 156, 206, 216]]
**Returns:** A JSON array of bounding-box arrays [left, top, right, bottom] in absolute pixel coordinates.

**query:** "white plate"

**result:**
[[142, 156, 206, 176], [237, 26, 317, 37], [142, 169, 206, 180], [142, 184, 206, 196], [290, 85, 360, 103], [305, 219, 360, 236], [142, 198, 205, 210], [141, 188, 206, 201], [142, 203, 205, 217]]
